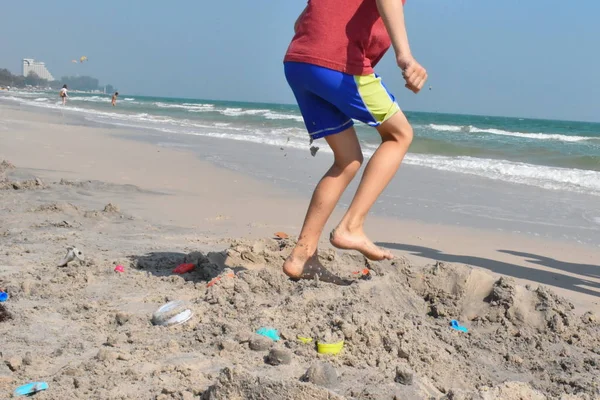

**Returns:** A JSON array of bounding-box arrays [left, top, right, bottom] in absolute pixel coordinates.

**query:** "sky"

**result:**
[[1, 0, 599, 122]]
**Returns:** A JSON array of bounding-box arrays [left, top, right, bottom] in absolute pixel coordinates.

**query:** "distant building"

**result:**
[[22, 58, 55, 81]]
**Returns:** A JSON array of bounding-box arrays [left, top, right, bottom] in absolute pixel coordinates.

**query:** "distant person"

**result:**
[[281, 0, 427, 281], [59, 84, 68, 105], [111, 92, 119, 106]]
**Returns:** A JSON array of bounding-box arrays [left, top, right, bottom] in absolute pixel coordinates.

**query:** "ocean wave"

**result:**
[[470, 127, 594, 142], [404, 154, 600, 195], [220, 108, 271, 117], [182, 103, 214, 107], [153, 101, 303, 121], [69, 96, 111, 103], [6, 91, 48, 97], [154, 102, 215, 111], [1, 95, 30, 103], [427, 124, 596, 143], [85, 111, 247, 133], [263, 111, 304, 122], [1, 94, 180, 125], [427, 124, 466, 133], [218, 108, 303, 121]]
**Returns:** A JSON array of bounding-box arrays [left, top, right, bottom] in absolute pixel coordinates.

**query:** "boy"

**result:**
[[112, 92, 119, 106], [283, 0, 427, 281]]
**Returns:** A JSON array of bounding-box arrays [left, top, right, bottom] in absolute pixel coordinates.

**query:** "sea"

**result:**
[[2, 90, 600, 197]]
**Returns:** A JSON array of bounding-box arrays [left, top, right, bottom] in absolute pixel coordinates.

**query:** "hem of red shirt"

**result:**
[[283, 54, 374, 77]]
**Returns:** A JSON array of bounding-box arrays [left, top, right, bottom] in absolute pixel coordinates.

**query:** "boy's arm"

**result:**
[[294, 6, 307, 33], [376, 0, 427, 93]]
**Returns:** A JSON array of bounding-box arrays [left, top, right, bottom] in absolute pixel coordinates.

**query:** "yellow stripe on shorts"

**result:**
[[354, 74, 400, 125]]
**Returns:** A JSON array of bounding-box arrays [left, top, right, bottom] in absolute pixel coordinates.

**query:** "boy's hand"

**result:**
[[397, 55, 427, 94]]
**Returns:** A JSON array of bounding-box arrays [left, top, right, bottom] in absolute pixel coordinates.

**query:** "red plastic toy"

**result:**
[[173, 263, 196, 274]]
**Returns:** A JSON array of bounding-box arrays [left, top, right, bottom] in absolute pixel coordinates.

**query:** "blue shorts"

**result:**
[[284, 62, 400, 140]]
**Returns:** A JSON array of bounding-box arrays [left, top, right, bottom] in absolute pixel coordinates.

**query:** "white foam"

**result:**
[[1, 96, 27, 103], [427, 124, 596, 143], [220, 108, 271, 116], [469, 127, 594, 142], [428, 124, 464, 132], [6, 91, 48, 97], [403, 154, 600, 195], [217, 108, 303, 121], [69, 96, 110, 103], [154, 102, 215, 111], [263, 111, 304, 122]]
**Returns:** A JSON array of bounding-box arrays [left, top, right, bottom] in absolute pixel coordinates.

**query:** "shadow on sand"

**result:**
[[129, 247, 353, 286], [377, 242, 600, 298], [129, 250, 245, 284]]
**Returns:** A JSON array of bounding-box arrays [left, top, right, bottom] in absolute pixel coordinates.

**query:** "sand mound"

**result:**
[[83, 203, 123, 219], [33, 202, 81, 214], [201, 367, 345, 400], [30, 201, 124, 220], [406, 261, 582, 336], [0, 160, 16, 176], [58, 178, 158, 195], [0, 304, 12, 323], [131, 239, 600, 398], [0, 177, 45, 191], [0, 160, 46, 191], [443, 382, 547, 400]]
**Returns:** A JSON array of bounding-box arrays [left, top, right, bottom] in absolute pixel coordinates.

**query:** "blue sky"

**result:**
[[1, 0, 599, 122]]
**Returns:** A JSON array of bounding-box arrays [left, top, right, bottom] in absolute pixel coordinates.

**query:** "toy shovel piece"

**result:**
[[57, 246, 84, 267], [14, 381, 49, 397]]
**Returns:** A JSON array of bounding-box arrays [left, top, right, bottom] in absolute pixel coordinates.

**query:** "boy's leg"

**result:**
[[330, 110, 413, 260], [283, 127, 363, 280]]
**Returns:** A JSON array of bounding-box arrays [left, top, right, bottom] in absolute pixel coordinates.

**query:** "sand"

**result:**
[[1, 104, 600, 399]]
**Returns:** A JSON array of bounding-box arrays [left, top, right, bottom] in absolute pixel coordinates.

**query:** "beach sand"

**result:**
[[1, 104, 599, 399]]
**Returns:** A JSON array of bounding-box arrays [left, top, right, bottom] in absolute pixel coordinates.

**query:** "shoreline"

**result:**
[[2, 92, 600, 198], [3, 98, 600, 246]]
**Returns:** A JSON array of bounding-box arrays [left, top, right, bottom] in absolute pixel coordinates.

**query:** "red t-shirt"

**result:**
[[284, 0, 406, 76]]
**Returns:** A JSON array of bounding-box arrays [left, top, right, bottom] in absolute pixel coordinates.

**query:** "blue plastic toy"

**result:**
[[450, 320, 468, 333], [14, 382, 49, 397], [0, 292, 8, 302], [256, 327, 280, 341]]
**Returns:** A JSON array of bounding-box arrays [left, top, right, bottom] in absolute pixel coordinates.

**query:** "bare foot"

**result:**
[[283, 251, 353, 286], [329, 227, 394, 261]]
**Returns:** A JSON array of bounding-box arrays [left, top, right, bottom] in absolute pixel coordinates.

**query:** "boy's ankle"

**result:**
[[290, 242, 317, 260], [335, 219, 364, 235]]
